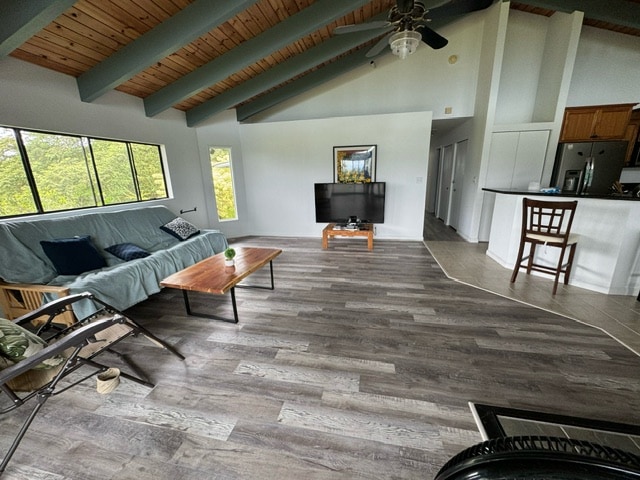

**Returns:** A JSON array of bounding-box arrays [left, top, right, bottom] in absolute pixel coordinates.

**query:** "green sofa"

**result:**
[[0, 206, 228, 320]]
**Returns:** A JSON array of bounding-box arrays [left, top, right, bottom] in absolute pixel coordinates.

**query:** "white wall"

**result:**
[[194, 110, 250, 238], [444, 1, 508, 243], [0, 56, 433, 240], [237, 112, 432, 239], [567, 26, 640, 106], [195, 110, 434, 240], [494, 10, 548, 124], [247, 12, 485, 123], [192, 12, 488, 240], [0, 57, 214, 229]]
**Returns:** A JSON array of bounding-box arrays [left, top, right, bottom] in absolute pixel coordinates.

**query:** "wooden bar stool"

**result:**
[[510, 198, 579, 294]]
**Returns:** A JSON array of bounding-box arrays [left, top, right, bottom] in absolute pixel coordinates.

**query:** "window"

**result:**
[[0, 126, 167, 218], [210, 147, 237, 221], [90, 138, 137, 205], [0, 128, 36, 217]]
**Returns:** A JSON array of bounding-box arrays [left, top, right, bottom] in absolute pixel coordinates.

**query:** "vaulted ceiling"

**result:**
[[2, 0, 639, 126]]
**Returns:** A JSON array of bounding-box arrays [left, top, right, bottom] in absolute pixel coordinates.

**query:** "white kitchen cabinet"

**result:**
[[486, 130, 550, 189], [479, 129, 551, 242]]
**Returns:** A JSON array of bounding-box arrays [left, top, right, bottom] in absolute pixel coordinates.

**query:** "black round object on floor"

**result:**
[[435, 436, 640, 480]]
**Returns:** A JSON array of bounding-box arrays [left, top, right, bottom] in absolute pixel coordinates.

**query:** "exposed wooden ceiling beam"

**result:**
[[186, 23, 391, 126], [0, 0, 76, 57], [236, 48, 377, 123], [517, 0, 640, 30], [236, 16, 452, 122], [143, 0, 372, 118], [77, 0, 259, 103]]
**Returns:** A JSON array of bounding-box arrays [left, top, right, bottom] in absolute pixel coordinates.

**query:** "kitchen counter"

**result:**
[[484, 190, 640, 295], [483, 187, 640, 200]]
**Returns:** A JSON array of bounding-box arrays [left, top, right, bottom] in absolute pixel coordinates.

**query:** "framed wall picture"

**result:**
[[333, 145, 376, 183]]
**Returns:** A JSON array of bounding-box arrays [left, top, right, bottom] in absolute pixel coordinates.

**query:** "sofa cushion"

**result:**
[[50, 229, 228, 320], [0, 205, 227, 320], [160, 217, 200, 241], [40, 236, 106, 275], [0, 206, 180, 283], [105, 242, 150, 261], [0, 318, 65, 370]]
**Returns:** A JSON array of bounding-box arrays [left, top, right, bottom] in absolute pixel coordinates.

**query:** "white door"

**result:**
[[426, 147, 441, 214], [449, 140, 467, 231], [437, 144, 454, 224]]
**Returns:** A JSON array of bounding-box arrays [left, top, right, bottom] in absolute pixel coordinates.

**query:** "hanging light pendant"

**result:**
[[389, 30, 421, 59]]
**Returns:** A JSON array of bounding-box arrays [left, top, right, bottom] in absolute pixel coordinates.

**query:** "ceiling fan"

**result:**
[[334, 0, 494, 59]]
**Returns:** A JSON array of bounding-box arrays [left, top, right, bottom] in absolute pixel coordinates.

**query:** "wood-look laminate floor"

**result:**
[[1, 236, 639, 479]]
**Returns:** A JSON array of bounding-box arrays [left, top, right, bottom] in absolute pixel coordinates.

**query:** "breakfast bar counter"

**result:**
[[483, 189, 640, 295]]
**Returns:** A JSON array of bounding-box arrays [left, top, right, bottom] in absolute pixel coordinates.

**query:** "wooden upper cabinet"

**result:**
[[559, 104, 635, 142], [560, 108, 598, 141]]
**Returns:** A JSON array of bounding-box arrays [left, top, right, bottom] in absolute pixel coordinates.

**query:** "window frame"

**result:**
[[209, 146, 238, 222], [0, 125, 169, 219]]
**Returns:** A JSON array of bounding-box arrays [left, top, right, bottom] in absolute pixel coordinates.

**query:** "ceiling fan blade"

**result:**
[[334, 20, 391, 34], [418, 25, 449, 49], [366, 33, 393, 57], [429, 0, 494, 19]]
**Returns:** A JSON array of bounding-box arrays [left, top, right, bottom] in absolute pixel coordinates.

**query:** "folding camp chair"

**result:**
[[0, 292, 184, 474]]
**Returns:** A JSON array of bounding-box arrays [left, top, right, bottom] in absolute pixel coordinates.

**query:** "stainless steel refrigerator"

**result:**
[[550, 141, 628, 194]]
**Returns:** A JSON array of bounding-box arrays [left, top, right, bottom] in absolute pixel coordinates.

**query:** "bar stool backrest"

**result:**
[[523, 198, 578, 244]]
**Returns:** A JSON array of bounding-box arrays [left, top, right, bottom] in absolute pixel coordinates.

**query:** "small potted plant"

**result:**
[[224, 247, 236, 267]]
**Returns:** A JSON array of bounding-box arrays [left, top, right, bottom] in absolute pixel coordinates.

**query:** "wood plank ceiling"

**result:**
[[2, 0, 639, 126]]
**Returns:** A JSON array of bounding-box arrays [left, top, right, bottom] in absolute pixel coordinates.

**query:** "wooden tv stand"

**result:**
[[322, 223, 374, 251]]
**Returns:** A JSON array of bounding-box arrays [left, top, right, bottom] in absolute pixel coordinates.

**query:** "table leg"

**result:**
[[368, 231, 373, 251], [230, 287, 239, 323], [270, 260, 274, 288], [181, 289, 239, 324], [179, 260, 276, 323], [182, 290, 192, 315], [237, 260, 276, 290]]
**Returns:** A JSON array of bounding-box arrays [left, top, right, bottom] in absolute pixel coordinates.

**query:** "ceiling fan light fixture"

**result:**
[[389, 30, 421, 59]]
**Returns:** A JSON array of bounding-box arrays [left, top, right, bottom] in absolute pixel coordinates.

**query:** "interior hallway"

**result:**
[[423, 213, 640, 357]]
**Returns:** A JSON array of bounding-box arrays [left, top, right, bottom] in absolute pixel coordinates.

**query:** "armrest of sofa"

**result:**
[[0, 281, 74, 326]]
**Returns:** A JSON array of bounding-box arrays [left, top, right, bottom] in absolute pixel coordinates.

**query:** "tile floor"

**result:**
[[424, 240, 640, 357]]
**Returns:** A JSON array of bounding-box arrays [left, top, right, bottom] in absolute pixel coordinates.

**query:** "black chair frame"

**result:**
[[0, 292, 184, 474]]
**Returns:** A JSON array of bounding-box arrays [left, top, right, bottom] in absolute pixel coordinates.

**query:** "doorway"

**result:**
[[449, 139, 467, 231], [436, 144, 454, 224]]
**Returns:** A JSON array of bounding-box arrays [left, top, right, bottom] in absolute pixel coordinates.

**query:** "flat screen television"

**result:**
[[314, 182, 385, 224]]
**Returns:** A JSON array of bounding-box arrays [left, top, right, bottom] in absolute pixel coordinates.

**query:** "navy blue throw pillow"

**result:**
[[105, 243, 150, 261], [40, 236, 107, 275]]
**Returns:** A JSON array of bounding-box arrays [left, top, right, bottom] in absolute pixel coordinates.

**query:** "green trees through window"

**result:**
[[210, 147, 237, 221], [0, 129, 36, 217], [0, 126, 168, 218]]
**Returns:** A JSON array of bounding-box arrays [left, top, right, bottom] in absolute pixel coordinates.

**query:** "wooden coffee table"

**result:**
[[160, 247, 282, 323], [322, 223, 374, 250]]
